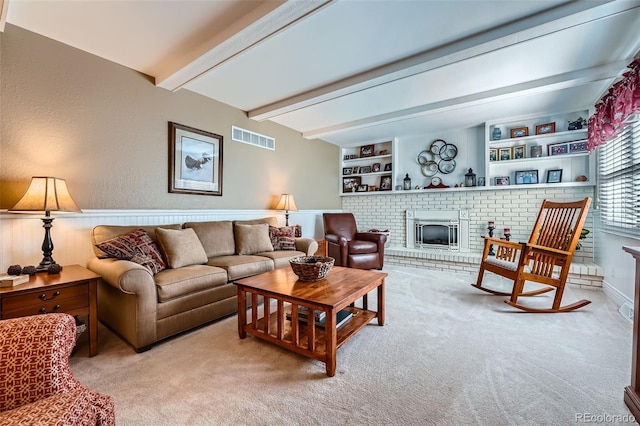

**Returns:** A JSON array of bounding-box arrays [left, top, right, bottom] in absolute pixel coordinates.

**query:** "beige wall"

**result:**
[[0, 24, 340, 211]]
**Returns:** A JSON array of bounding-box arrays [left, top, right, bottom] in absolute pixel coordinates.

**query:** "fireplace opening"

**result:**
[[406, 210, 469, 252], [414, 221, 459, 250]]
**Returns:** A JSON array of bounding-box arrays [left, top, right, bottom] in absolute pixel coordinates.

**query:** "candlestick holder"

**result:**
[[504, 228, 511, 242], [488, 225, 495, 256]]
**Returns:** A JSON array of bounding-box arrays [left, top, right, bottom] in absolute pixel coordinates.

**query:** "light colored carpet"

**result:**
[[70, 265, 634, 425]]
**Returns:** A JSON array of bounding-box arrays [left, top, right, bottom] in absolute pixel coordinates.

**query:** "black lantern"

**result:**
[[465, 168, 476, 187], [403, 174, 411, 190]]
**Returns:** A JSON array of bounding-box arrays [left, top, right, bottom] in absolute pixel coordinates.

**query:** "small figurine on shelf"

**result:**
[[487, 221, 496, 256]]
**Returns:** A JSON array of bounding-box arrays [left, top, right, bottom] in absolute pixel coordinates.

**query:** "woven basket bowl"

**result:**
[[289, 256, 335, 281]]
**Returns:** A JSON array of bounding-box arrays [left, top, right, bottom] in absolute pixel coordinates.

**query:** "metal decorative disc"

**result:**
[[421, 161, 438, 177], [439, 143, 458, 160], [429, 139, 446, 155]]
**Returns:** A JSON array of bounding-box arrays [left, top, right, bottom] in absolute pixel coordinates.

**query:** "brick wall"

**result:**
[[342, 186, 596, 264]]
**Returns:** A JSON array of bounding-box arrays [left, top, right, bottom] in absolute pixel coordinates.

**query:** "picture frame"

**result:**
[[547, 169, 563, 183], [477, 177, 486, 186], [372, 163, 381, 172], [342, 167, 352, 175], [343, 154, 350, 161], [360, 144, 374, 158], [498, 147, 512, 161], [368, 185, 377, 192], [510, 127, 529, 138], [535, 122, 556, 135], [569, 140, 588, 153], [342, 176, 361, 192], [548, 142, 569, 156], [489, 148, 498, 162], [384, 163, 392, 171], [360, 165, 372, 174], [495, 176, 510, 186], [512, 145, 526, 160], [356, 184, 368, 192], [379, 174, 392, 191], [515, 169, 538, 184], [352, 166, 360, 174], [169, 122, 223, 196]]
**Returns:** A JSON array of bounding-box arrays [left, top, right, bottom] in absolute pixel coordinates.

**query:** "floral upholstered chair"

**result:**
[[0, 313, 115, 425]]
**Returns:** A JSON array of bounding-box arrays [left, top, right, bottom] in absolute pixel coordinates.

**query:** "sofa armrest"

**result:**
[[87, 257, 155, 295], [295, 237, 319, 256]]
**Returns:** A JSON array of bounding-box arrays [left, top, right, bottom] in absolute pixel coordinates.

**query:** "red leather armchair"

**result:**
[[323, 213, 386, 270], [0, 313, 115, 425]]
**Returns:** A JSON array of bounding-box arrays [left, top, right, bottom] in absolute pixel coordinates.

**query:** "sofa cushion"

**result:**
[[268, 226, 296, 251], [256, 250, 306, 269], [94, 229, 166, 274], [348, 240, 378, 254], [156, 228, 208, 269], [154, 264, 228, 302], [234, 223, 273, 255], [207, 255, 274, 281], [91, 224, 182, 258], [183, 221, 235, 258]]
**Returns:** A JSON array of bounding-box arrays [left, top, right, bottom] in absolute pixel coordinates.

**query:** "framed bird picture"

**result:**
[[169, 122, 223, 196]]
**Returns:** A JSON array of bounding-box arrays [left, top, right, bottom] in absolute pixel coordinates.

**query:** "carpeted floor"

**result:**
[[70, 265, 634, 425]]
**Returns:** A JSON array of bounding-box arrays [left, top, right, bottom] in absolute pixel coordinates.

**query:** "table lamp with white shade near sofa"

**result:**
[[275, 193, 297, 226], [9, 176, 81, 272]]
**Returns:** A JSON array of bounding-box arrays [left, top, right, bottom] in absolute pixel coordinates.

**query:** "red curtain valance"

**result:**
[[588, 58, 640, 152]]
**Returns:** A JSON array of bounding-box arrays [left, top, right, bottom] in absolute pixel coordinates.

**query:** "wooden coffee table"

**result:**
[[235, 266, 386, 376]]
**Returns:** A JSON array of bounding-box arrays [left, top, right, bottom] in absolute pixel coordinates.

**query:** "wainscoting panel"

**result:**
[[0, 209, 333, 272]]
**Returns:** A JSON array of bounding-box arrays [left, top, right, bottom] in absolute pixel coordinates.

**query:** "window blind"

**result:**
[[598, 120, 640, 235]]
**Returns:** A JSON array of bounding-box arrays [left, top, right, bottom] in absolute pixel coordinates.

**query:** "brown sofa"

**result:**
[[87, 217, 317, 352]]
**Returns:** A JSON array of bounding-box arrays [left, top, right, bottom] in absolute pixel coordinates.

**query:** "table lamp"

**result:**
[[9, 177, 81, 272], [275, 194, 297, 226]]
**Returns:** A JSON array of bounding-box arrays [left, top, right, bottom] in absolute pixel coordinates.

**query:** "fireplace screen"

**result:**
[[414, 221, 459, 250]]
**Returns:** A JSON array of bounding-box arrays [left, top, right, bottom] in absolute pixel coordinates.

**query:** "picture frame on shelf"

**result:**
[[360, 165, 372, 174], [379, 174, 392, 191], [548, 142, 569, 156], [515, 170, 538, 184], [343, 154, 350, 161], [530, 145, 543, 158], [342, 177, 361, 193], [349, 154, 357, 159], [352, 166, 360, 174], [356, 184, 368, 192], [498, 147, 512, 161], [384, 163, 392, 171], [547, 169, 563, 183], [489, 148, 498, 162], [477, 177, 485, 186], [535, 122, 556, 135], [513, 145, 526, 159], [368, 185, 377, 192], [569, 140, 588, 153], [510, 127, 529, 138], [495, 176, 510, 186], [342, 167, 352, 175], [360, 144, 374, 158], [168, 122, 223, 196], [372, 163, 381, 172]]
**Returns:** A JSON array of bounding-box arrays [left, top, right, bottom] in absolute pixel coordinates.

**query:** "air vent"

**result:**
[[231, 126, 275, 151]]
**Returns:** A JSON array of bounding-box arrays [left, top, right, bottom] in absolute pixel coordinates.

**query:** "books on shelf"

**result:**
[[286, 309, 353, 329], [0, 274, 30, 288], [297, 306, 325, 321]]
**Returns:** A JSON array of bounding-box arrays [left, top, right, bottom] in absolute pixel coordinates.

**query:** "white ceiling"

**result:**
[[4, 0, 640, 147]]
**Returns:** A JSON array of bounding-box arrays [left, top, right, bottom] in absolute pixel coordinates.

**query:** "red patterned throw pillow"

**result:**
[[95, 228, 166, 274], [269, 226, 296, 251]]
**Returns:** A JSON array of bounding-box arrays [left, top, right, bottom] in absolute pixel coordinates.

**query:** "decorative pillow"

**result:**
[[155, 227, 208, 269], [269, 226, 296, 251], [95, 229, 166, 274], [234, 223, 274, 255]]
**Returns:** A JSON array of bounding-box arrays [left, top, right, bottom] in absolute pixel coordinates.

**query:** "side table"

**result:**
[[0, 264, 100, 356]]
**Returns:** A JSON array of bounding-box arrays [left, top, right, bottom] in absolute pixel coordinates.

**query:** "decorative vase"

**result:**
[[403, 174, 411, 190], [492, 127, 502, 140]]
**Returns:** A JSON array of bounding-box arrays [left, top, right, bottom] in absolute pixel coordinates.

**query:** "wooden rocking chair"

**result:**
[[471, 197, 592, 313]]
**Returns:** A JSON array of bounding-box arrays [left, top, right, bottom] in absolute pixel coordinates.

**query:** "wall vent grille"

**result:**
[[232, 126, 275, 150]]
